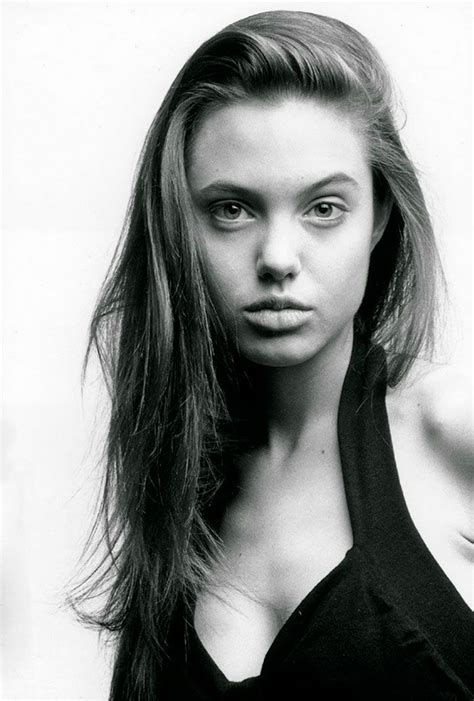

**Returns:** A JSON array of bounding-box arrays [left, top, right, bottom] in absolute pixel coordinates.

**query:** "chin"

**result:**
[[239, 337, 326, 368]]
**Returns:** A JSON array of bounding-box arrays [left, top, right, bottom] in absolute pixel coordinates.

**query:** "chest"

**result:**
[[194, 448, 352, 680], [229, 461, 351, 600], [194, 396, 472, 682]]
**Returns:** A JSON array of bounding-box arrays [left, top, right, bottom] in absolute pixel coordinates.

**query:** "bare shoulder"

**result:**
[[387, 358, 472, 470], [385, 358, 473, 606], [386, 357, 473, 543]]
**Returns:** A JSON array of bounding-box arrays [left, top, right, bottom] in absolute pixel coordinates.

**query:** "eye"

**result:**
[[309, 203, 338, 218], [313, 203, 334, 218], [304, 201, 346, 225], [209, 201, 253, 223]]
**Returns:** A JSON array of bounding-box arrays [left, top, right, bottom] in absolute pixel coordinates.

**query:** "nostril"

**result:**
[[256, 253, 301, 281], [258, 267, 297, 282]]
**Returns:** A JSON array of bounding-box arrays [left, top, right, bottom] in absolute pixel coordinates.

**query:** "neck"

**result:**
[[256, 325, 354, 454]]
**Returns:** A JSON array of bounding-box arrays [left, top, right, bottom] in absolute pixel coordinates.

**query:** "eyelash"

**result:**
[[209, 202, 252, 223], [304, 202, 345, 221], [208, 200, 346, 227]]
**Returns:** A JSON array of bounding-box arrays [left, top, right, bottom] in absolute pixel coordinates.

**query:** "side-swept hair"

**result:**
[[69, 11, 443, 699]]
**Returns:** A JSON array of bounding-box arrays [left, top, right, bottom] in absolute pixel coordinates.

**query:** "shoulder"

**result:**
[[386, 358, 473, 538], [385, 358, 473, 606], [389, 359, 472, 470]]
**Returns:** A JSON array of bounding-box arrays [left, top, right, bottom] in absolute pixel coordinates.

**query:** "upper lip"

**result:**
[[244, 297, 312, 312]]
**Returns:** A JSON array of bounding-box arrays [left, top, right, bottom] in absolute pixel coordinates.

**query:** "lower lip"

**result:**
[[243, 308, 312, 332]]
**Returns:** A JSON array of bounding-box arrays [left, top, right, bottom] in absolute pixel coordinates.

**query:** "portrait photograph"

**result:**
[[2, 2, 472, 699]]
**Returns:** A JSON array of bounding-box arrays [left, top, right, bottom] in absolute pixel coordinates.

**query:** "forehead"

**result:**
[[187, 97, 371, 194]]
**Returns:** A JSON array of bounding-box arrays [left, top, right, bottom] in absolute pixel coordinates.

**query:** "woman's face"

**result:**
[[188, 97, 387, 367]]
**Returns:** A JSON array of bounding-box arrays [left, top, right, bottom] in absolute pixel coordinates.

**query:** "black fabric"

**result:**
[[162, 336, 474, 699]]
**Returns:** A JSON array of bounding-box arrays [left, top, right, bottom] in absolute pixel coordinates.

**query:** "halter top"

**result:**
[[162, 336, 474, 699]]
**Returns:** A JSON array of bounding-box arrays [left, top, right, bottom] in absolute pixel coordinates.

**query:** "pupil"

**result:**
[[318, 204, 331, 216], [226, 204, 240, 218]]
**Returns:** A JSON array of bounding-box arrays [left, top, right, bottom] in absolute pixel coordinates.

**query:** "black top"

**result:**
[[162, 336, 474, 699]]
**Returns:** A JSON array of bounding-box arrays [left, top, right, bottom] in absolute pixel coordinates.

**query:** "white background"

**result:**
[[2, 2, 472, 699]]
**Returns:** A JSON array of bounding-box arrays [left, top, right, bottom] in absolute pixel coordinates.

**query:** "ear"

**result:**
[[371, 192, 393, 251]]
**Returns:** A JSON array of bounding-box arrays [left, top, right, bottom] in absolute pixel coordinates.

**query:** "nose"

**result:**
[[256, 218, 302, 282]]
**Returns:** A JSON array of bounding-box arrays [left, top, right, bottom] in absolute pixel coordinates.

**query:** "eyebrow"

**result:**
[[193, 173, 361, 201]]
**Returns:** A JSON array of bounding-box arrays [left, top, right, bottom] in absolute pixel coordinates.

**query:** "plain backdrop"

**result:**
[[2, 2, 472, 699]]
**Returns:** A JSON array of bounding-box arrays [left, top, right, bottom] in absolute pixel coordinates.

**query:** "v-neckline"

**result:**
[[190, 546, 359, 687], [186, 334, 474, 692], [190, 334, 364, 686]]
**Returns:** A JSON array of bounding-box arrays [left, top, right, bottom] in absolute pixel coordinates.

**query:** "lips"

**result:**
[[243, 297, 313, 332], [245, 297, 312, 312]]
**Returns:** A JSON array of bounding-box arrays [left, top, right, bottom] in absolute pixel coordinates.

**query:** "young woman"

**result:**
[[73, 10, 473, 699]]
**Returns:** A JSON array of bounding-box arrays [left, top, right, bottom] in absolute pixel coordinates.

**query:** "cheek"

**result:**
[[201, 239, 246, 308], [315, 234, 372, 307]]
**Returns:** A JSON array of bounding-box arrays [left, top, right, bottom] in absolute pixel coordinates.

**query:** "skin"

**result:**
[[186, 97, 473, 682], [189, 98, 386, 371]]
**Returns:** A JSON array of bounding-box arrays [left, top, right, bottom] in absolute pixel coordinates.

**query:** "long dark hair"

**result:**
[[69, 11, 443, 699]]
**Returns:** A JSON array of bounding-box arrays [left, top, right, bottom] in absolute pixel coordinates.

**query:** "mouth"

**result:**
[[245, 297, 312, 312], [243, 297, 313, 332]]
